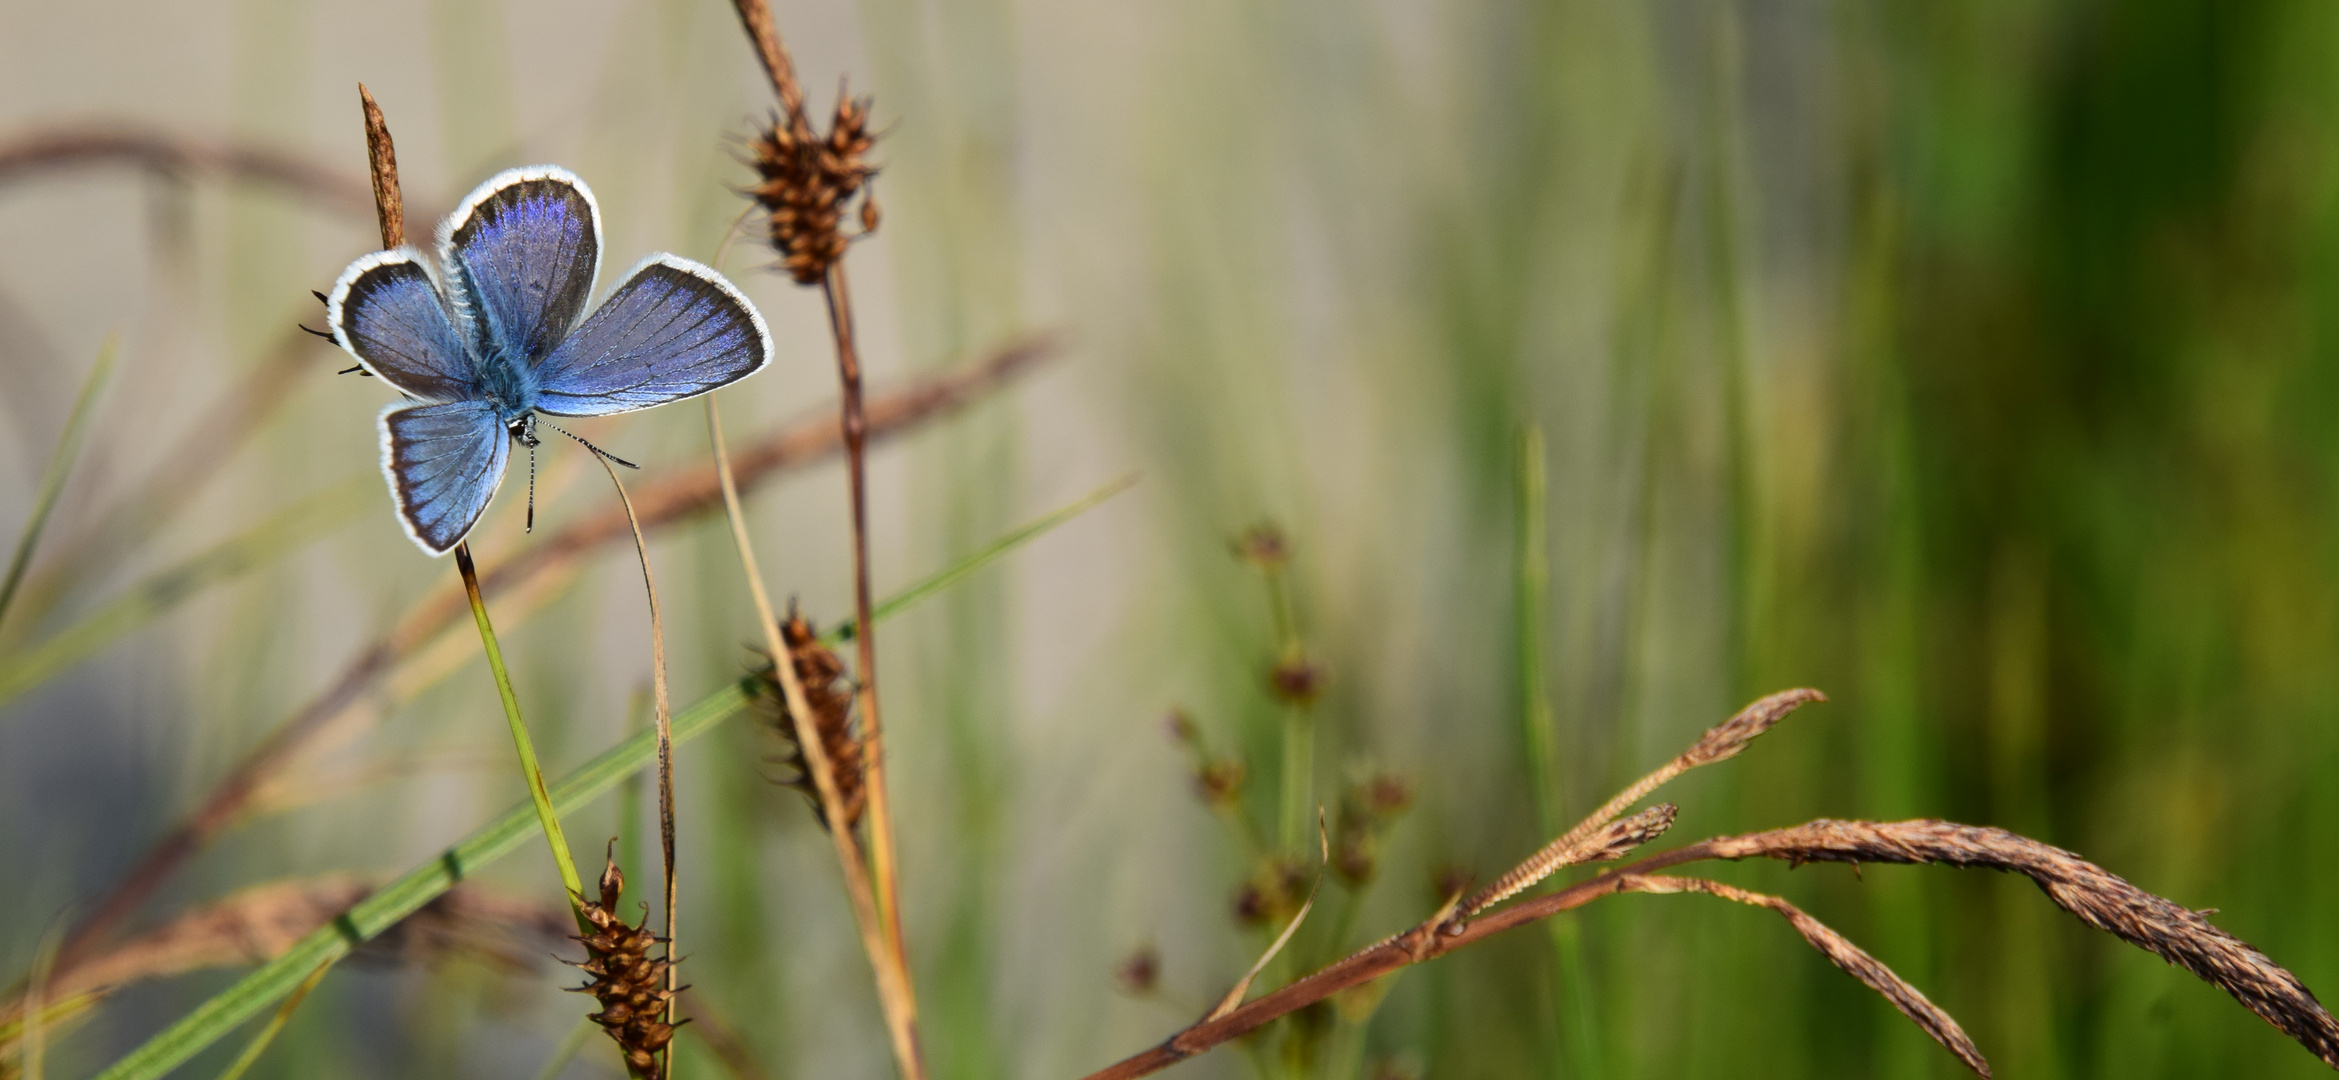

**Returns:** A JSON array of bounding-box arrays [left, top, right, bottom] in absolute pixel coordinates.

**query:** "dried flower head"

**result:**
[[1267, 657, 1322, 706], [1164, 709, 1200, 746], [745, 92, 878, 284], [569, 854, 679, 1078], [1712, 819, 2339, 1067], [1352, 772, 1414, 820], [1195, 757, 1246, 810], [1115, 943, 1162, 995], [1232, 524, 1288, 569], [746, 610, 867, 831], [1233, 856, 1312, 927]]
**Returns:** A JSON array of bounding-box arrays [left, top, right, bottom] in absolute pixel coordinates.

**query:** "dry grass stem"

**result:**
[[814, 267, 910, 975], [1614, 874, 1989, 1076], [1458, 803, 1676, 920], [0, 124, 374, 220], [1704, 819, 2339, 1067], [1080, 689, 2336, 1079], [706, 395, 925, 1080], [48, 335, 1049, 980], [593, 454, 680, 1079], [1549, 688, 1822, 851], [1207, 811, 1328, 1022], [722, 0, 909, 998]]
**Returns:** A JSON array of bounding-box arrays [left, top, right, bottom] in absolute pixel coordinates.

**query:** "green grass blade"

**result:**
[[455, 543, 587, 906], [0, 477, 371, 709], [0, 335, 120, 633], [829, 472, 1137, 644], [89, 681, 753, 1080], [207, 959, 331, 1080]]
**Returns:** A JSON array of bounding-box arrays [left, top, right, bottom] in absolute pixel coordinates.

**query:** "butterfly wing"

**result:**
[[328, 251, 476, 402], [529, 254, 772, 417], [439, 165, 602, 364], [380, 399, 511, 556]]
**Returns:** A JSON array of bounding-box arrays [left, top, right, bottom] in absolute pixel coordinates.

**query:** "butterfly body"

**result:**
[[327, 166, 772, 555]]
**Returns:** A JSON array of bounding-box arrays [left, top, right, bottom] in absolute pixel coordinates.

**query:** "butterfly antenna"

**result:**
[[526, 440, 538, 532], [547, 423, 640, 469]]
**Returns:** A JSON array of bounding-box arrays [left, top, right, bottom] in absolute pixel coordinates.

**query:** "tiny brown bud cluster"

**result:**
[[1232, 855, 1312, 927], [1232, 524, 1289, 569], [1331, 772, 1414, 887], [1165, 707, 1247, 811], [747, 610, 868, 831], [1267, 656, 1323, 706], [1114, 943, 1161, 995], [746, 94, 879, 284], [568, 856, 679, 1078]]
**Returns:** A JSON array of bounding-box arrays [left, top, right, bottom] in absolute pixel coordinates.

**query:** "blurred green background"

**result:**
[[4, 0, 2339, 1077]]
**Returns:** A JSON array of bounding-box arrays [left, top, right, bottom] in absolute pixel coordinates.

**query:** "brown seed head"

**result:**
[[1195, 757, 1246, 810], [1268, 657, 1322, 706], [1164, 709, 1200, 746], [570, 852, 679, 1078], [746, 611, 867, 831], [1232, 525, 1288, 569], [1114, 944, 1161, 995], [1712, 819, 2339, 1069], [745, 92, 879, 284], [1678, 687, 1826, 768]]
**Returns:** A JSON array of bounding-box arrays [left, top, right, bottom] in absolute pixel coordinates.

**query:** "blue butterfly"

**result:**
[[327, 165, 773, 555]]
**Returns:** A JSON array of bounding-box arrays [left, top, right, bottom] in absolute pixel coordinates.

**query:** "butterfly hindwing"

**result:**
[[328, 251, 476, 402], [440, 166, 602, 365], [380, 399, 511, 556], [530, 254, 773, 417]]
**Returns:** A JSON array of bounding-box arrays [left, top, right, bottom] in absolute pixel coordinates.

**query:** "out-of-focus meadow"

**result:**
[[5, 0, 2339, 1077]]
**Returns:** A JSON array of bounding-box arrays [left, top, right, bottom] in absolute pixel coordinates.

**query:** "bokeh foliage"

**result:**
[[5, 0, 2339, 1077]]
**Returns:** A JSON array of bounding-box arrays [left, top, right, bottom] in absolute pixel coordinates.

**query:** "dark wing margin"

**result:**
[[328, 250, 475, 402], [530, 254, 773, 417], [439, 165, 602, 365], [379, 399, 510, 556]]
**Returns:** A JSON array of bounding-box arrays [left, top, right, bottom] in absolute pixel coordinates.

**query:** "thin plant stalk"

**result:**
[[1261, 562, 1310, 854], [1515, 424, 1601, 1080], [820, 264, 910, 967], [0, 333, 118, 633], [592, 453, 679, 1080], [456, 543, 587, 907], [707, 393, 925, 1080], [210, 959, 331, 1080]]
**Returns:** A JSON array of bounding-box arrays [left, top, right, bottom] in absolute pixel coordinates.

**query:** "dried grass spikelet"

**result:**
[[570, 854, 680, 1078], [1458, 803, 1677, 920], [745, 91, 879, 284], [1618, 873, 1990, 1076], [746, 609, 868, 831], [1712, 819, 2339, 1069]]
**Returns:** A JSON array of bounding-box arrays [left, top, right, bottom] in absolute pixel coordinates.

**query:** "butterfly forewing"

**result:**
[[441, 166, 602, 365], [530, 254, 773, 417], [329, 252, 476, 402], [381, 400, 512, 555]]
